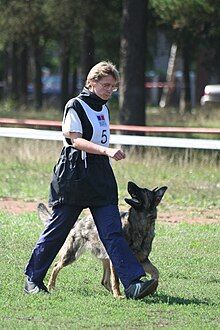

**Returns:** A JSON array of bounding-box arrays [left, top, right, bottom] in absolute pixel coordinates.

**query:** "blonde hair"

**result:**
[[86, 61, 120, 88]]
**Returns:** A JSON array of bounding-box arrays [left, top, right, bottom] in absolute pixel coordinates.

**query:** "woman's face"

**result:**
[[90, 75, 118, 100]]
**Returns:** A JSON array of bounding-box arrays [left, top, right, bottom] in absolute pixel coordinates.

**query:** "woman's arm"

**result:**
[[63, 131, 126, 161]]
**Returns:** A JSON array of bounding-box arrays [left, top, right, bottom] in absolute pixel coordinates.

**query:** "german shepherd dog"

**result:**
[[38, 182, 167, 298]]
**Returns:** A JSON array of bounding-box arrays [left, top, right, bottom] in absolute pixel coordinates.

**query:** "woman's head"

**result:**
[[86, 61, 120, 100]]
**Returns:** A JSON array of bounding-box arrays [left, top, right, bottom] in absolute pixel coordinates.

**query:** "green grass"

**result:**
[[146, 105, 220, 129], [0, 138, 219, 211], [0, 212, 219, 329], [1, 99, 220, 129], [0, 100, 63, 121], [0, 138, 219, 328]]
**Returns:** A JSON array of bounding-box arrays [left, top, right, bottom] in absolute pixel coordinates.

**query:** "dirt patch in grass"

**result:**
[[159, 209, 220, 224], [0, 197, 219, 224], [0, 197, 38, 215]]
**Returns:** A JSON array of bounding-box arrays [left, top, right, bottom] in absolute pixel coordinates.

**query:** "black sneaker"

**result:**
[[125, 279, 158, 299], [24, 277, 49, 294]]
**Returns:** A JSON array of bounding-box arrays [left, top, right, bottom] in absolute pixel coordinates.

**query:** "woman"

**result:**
[[24, 61, 158, 299]]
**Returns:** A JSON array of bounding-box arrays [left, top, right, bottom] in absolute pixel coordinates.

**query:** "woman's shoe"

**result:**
[[24, 277, 49, 294], [125, 279, 158, 299]]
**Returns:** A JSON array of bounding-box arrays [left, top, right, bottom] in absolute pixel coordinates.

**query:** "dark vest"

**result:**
[[48, 89, 118, 208]]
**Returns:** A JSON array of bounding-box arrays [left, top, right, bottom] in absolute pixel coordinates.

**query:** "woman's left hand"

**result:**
[[104, 147, 126, 161]]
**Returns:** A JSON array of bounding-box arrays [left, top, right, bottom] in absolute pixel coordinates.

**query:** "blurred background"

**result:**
[[0, 0, 220, 126]]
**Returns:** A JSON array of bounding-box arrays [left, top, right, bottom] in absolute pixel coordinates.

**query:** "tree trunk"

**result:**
[[0, 49, 6, 100], [72, 66, 78, 96], [80, 15, 95, 84], [159, 43, 177, 108], [196, 49, 209, 104], [181, 43, 191, 113], [119, 0, 147, 126], [61, 35, 71, 109], [11, 42, 19, 101], [3, 47, 10, 97], [33, 40, 43, 109], [20, 44, 28, 105]]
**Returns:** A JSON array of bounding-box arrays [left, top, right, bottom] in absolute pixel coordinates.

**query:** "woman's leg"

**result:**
[[25, 204, 83, 284], [90, 204, 145, 289]]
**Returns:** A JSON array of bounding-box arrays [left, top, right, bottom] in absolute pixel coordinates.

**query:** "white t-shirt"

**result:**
[[62, 98, 110, 148]]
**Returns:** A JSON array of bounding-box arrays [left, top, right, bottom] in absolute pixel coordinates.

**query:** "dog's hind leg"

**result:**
[[48, 234, 85, 291], [48, 259, 65, 291], [101, 259, 112, 293], [142, 258, 159, 280], [110, 261, 123, 299]]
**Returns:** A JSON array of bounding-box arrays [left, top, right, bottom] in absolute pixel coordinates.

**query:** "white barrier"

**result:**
[[0, 127, 62, 141], [0, 127, 220, 150]]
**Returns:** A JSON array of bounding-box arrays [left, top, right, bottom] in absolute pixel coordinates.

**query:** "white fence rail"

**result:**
[[1, 127, 220, 150]]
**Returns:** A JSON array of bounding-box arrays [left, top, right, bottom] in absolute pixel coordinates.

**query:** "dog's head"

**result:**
[[125, 181, 167, 211]]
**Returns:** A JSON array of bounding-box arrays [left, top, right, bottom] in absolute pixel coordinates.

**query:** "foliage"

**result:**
[[93, 0, 122, 65], [0, 0, 49, 44], [0, 0, 220, 115], [149, 0, 220, 54], [43, 0, 80, 52], [150, 0, 214, 34], [149, 0, 220, 112]]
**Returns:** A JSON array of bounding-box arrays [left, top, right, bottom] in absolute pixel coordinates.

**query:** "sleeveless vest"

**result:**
[[48, 97, 118, 207]]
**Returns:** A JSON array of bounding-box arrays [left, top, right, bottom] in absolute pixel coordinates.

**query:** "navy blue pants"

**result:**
[[25, 204, 145, 289]]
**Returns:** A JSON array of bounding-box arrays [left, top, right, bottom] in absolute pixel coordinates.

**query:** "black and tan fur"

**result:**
[[38, 181, 167, 298]]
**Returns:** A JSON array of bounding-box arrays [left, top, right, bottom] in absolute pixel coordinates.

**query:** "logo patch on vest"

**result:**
[[97, 115, 107, 127]]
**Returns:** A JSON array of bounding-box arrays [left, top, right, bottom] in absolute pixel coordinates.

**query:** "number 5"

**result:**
[[101, 130, 107, 144]]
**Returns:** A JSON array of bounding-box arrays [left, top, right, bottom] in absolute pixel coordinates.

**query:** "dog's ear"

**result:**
[[154, 186, 168, 206], [124, 198, 141, 209], [37, 203, 52, 226]]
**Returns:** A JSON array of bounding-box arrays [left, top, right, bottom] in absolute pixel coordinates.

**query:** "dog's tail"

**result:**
[[37, 203, 52, 225]]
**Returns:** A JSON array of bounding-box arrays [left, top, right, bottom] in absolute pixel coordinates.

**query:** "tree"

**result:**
[[78, 0, 96, 82], [0, 2, 28, 103], [44, 0, 80, 108], [150, 0, 219, 112], [94, 0, 122, 66], [0, 0, 49, 108], [78, 0, 121, 86], [25, 0, 51, 109], [119, 0, 148, 126], [0, 0, 122, 108]]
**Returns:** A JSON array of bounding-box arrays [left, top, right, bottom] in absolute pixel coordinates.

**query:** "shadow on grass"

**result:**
[[208, 278, 220, 284], [70, 287, 211, 306], [144, 292, 210, 306]]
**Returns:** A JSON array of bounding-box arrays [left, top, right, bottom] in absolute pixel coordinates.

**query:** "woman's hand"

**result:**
[[63, 132, 126, 160], [104, 147, 126, 161]]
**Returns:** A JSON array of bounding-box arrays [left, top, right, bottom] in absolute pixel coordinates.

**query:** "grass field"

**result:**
[[0, 212, 219, 329], [0, 135, 219, 328], [1, 99, 220, 129], [0, 138, 219, 211]]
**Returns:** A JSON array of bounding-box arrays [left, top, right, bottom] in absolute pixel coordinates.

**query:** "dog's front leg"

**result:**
[[101, 259, 112, 293], [110, 262, 124, 299], [142, 258, 159, 280]]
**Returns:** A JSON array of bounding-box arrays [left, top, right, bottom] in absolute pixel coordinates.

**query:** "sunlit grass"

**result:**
[[1, 99, 220, 128], [0, 134, 219, 329], [0, 138, 219, 211], [0, 212, 219, 329]]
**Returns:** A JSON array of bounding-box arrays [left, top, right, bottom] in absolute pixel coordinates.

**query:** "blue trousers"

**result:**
[[25, 204, 145, 289]]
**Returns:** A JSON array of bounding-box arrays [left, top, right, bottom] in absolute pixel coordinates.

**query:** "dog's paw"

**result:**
[[113, 294, 125, 299]]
